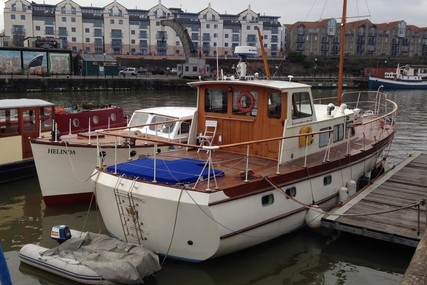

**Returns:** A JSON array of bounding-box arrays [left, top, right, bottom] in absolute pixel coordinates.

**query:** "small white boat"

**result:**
[[30, 106, 197, 206], [19, 228, 161, 284]]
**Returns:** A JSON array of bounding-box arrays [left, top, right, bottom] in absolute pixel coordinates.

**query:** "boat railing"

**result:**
[[97, 97, 397, 191]]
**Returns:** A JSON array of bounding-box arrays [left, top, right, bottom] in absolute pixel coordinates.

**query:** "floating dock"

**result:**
[[322, 152, 427, 247]]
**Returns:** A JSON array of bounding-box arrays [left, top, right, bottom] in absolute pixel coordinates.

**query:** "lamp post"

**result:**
[[314, 58, 318, 78]]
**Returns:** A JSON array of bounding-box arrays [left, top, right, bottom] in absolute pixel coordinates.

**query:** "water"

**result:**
[[1, 88, 425, 284]]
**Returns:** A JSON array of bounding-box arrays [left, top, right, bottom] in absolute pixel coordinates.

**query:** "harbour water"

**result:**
[[1, 88, 425, 284]]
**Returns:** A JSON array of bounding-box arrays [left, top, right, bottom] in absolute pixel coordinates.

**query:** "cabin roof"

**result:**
[[188, 79, 311, 92], [0, 99, 54, 109], [132, 106, 197, 119]]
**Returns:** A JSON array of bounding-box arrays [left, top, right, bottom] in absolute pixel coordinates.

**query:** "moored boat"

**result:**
[[30, 106, 197, 206], [368, 64, 427, 90], [0, 99, 127, 183], [54, 103, 127, 134], [0, 99, 54, 183], [91, 43, 398, 261]]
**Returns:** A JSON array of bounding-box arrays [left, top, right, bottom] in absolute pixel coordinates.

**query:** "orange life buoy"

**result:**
[[237, 92, 255, 113]]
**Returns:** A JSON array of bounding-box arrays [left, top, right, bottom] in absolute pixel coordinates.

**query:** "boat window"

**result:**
[[0, 109, 19, 136], [323, 175, 332, 186], [232, 90, 258, 117], [179, 120, 191, 135], [150, 115, 175, 133], [333, 123, 344, 142], [40, 106, 53, 131], [268, 92, 281, 118], [285, 186, 297, 198], [291, 92, 312, 119], [261, 194, 274, 206], [319, 127, 331, 148], [204, 89, 227, 113], [23, 110, 36, 131], [128, 112, 150, 127]]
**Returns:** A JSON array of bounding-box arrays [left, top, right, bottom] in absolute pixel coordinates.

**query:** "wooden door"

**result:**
[[19, 107, 39, 158]]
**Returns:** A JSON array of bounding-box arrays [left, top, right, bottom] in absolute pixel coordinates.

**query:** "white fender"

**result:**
[[339, 186, 349, 202], [305, 205, 325, 229]]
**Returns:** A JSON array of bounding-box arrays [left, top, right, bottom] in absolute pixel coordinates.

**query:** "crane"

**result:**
[[160, 19, 210, 78]]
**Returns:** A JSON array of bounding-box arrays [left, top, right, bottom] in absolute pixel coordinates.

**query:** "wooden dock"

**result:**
[[322, 152, 427, 247]]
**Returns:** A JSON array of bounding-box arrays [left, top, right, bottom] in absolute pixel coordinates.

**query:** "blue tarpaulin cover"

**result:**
[[106, 158, 224, 184]]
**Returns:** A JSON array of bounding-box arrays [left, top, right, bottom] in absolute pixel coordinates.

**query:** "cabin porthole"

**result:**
[[110, 113, 117, 122], [285, 187, 297, 199], [73, 118, 80, 127], [187, 240, 193, 245], [261, 194, 274, 206], [93, 116, 99, 124]]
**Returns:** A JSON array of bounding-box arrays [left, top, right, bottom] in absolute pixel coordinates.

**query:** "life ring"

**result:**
[[237, 92, 255, 113], [299, 126, 314, 147]]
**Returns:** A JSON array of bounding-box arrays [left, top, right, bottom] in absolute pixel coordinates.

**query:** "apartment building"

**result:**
[[3, 0, 283, 57], [285, 18, 427, 58]]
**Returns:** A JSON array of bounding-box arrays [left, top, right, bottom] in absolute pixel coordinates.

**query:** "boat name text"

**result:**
[[48, 148, 76, 155]]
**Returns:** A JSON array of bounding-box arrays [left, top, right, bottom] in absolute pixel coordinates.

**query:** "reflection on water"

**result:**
[[0, 89, 423, 284]]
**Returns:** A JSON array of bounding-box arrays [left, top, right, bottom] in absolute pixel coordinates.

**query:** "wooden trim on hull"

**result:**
[[212, 131, 394, 204]]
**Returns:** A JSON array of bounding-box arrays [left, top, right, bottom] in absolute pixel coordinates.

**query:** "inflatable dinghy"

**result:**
[[19, 227, 161, 284]]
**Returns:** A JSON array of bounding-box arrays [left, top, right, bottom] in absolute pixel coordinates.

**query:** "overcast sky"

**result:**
[[1, 0, 426, 32]]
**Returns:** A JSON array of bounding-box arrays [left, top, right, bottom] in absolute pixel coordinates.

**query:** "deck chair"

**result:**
[[197, 120, 217, 152]]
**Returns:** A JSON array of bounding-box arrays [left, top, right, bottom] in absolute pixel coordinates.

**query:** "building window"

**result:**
[[214, 24, 218, 29], [119, 20, 123, 25], [11, 15, 16, 20], [45, 26, 54, 35], [110, 19, 114, 24], [35, 26, 40, 31], [20, 15, 25, 20], [85, 38, 90, 43], [71, 27, 76, 32], [206, 24, 210, 28], [62, 17, 66, 22], [72, 37, 76, 42], [71, 17, 76, 23], [131, 39, 135, 44], [85, 28, 90, 33]]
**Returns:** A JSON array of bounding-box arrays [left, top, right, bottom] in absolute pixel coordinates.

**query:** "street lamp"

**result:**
[[314, 58, 318, 78]]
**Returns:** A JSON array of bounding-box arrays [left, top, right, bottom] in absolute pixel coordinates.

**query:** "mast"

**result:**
[[337, 0, 347, 105], [255, 26, 271, 79]]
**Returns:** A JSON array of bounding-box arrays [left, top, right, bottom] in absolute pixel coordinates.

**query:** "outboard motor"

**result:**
[[51, 225, 71, 244]]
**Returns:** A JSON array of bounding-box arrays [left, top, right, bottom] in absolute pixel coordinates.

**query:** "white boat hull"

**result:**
[[94, 152, 381, 262], [30, 141, 175, 206]]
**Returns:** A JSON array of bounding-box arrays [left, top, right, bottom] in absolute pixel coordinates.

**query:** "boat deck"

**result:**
[[322, 152, 427, 247], [114, 121, 392, 193]]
